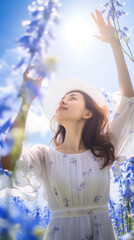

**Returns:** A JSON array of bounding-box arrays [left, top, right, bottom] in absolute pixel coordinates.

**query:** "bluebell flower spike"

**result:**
[[100, 0, 134, 61]]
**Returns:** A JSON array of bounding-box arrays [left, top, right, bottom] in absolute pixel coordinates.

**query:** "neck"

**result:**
[[58, 121, 87, 153]]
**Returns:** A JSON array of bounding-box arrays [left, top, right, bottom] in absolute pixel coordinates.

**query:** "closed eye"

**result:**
[[70, 97, 76, 100]]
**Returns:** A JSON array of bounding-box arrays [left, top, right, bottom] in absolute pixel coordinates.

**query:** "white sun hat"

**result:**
[[43, 78, 108, 120]]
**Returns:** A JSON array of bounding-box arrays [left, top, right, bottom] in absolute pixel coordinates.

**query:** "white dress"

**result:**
[[1, 93, 134, 240]]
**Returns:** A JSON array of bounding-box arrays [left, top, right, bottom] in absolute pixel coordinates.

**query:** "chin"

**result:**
[[56, 114, 63, 124], [56, 118, 65, 126], [56, 114, 69, 127]]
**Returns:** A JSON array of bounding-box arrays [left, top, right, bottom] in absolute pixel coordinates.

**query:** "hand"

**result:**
[[91, 9, 118, 45], [22, 65, 43, 103], [23, 65, 43, 89]]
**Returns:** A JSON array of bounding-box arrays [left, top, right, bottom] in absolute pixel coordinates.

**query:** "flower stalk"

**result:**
[[101, 0, 134, 62]]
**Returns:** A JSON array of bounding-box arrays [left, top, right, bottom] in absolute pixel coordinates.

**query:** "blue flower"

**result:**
[[70, 157, 77, 165], [110, 157, 134, 236], [0, 119, 14, 158], [15, 57, 25, 69], [53, 186, 58, 195], [0, 198, 50, 239], [121, 231, 134, 240], [0, 119, 12, 134], [0, 96, 12, 117], [94, 195, 102, 203], [16, 0, 61, 72], [0, 137, 14, 157], [17, 35, 31, 48], [34, 55, 58, 78], [77, 182, 85, 191], [100, 0, 134, 61], [101, 0, 127, 20], [1, 0, 61, 160], [49, 226, 59, 239], [63, 197, 70, 207]]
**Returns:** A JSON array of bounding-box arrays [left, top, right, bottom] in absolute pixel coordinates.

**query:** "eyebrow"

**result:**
[[61, 93, 79, 100]]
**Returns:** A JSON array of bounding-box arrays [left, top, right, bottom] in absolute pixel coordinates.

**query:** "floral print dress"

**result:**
[[1, 93, 134, 240]]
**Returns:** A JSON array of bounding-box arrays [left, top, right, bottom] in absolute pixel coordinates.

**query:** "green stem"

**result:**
[[127, 200, 133, 231], [112, 3, 134, 62], [124, 201, 128, 232], [121, 200, 125, 234], [119, 179, 125, 235], [115, 15, 133, 58]]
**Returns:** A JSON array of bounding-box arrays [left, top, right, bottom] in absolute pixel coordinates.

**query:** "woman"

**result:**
[[1, 10, 134, 240]]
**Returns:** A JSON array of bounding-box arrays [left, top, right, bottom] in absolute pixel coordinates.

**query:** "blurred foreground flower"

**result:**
[[121, 231, 134, 240], [34, 55, 58, 78], [16, 0, 61, 104], [0, 0, 60, 161], [16, 0, 61, 73], [0, 201, 48, 240]]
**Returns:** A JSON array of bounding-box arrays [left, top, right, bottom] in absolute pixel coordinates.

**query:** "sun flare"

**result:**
[[65, 16, 94, 51]]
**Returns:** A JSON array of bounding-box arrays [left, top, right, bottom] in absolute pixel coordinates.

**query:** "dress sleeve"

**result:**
[[109, 92, 134, 163], [0, 144, 46, 201]]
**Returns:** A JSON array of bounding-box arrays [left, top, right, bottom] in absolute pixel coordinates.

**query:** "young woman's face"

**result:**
[[55, 92, 91, 125]]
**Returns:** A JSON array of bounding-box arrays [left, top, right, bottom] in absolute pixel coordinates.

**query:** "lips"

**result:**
[[57, 106, 67, 112]]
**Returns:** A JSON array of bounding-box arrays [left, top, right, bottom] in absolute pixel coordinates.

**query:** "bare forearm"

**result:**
[[1, 100, 31, 170], [12, 100, 30, 129], [91, 9, 134, 97], [1, 65, 43, 170], [110, 39, 134, 97]]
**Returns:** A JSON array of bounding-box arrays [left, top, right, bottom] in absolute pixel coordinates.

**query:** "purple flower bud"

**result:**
[[15, 58, 25, 69], [0, 119, 12, 134], [17, 35, 31, 48]]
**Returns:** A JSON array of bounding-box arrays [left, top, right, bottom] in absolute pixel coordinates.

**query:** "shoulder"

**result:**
[[24, 144, 49, 151], [22, 144, 51, 159], [32, 144, 52, 156]]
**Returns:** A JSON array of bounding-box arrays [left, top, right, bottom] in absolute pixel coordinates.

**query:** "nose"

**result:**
[[60, 98, 67, 105]]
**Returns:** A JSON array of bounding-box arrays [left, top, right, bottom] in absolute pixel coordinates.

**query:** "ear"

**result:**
[[83, 110, 93, 119]]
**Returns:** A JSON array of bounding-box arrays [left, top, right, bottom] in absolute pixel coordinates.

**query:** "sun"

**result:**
[[65, 16, 94, 51]]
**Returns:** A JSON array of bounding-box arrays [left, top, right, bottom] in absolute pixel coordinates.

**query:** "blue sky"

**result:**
[[0, 0, 134, 147], [1, 0, 134, 207]]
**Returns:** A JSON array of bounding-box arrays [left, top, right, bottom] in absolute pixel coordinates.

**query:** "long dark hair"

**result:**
[[50, 90, 116, 169]]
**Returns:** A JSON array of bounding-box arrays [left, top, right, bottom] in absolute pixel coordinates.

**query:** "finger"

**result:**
[[24, 75, 32, 82], [23, 69, 30, 78], [95, 9, 101, 21], [23, 70, 32, 81], [37, 76, 43, 82], [92, 34, 103, 41], [96, 9, 105, 25], [23, 65, 35, 81], [99, 12, 106, 25], [91, 12, 98, 25], [24, 64, 34, 74], [36, 77, 43, 87], [27, 64, 34, 71], [107, 18, 112, 26], [23, 71, 29, 80], [23, 68, 28, 76]]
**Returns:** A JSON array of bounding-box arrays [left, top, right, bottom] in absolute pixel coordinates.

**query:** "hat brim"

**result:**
[[43, 78, 107, 120]]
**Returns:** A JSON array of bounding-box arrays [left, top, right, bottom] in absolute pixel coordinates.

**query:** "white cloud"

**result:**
[[0, 59, 8, 70], [25, 102, 50, 137], [0, 47, 30, 90], [0, 85, 15, 96], [0, 52, 21, 94]]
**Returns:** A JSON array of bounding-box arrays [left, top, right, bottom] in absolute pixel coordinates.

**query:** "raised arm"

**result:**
[[1, 67, 43, 171], [91, 9, 134, 98]]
